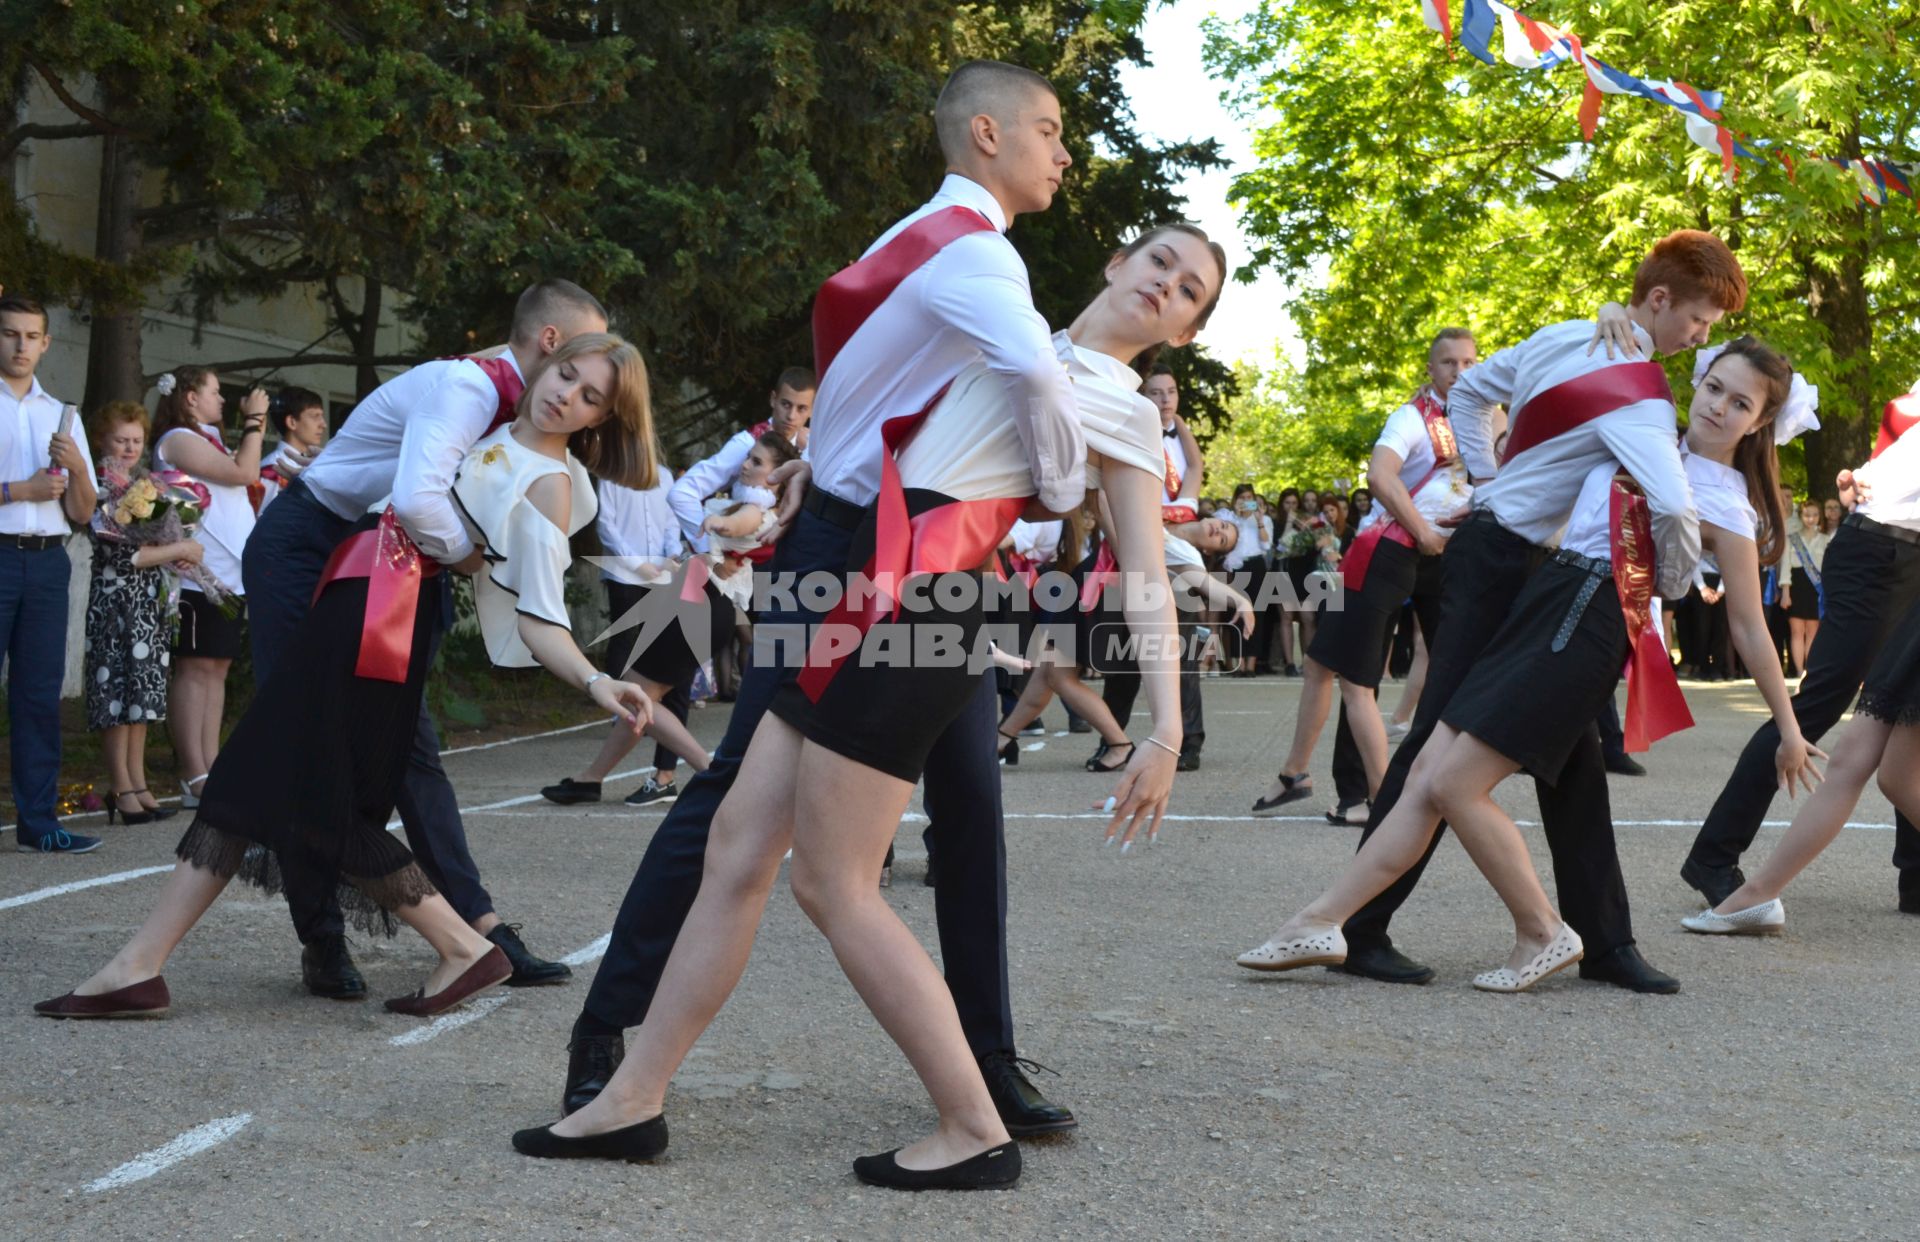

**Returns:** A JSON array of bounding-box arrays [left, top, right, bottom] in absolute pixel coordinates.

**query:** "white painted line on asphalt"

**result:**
[[441, 717, 606, 756], [0, 865, 174, 912], [82, 1113, 252, 1194], [1022, 741, 1046, 752], [994, 812, 1901, 831], [389, 992, 512, 1047], [561, 933, 612, 967]]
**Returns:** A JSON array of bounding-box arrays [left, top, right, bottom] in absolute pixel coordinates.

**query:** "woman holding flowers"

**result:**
[[151, 367, 264, 808], [84, 402, 204, 825]]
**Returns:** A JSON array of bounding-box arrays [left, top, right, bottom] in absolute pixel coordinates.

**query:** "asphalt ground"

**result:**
[[5, 677, 1916, 1240]]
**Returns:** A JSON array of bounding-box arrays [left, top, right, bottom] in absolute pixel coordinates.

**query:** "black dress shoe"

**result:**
[[853, 1141, 1020, 1190], [1900, 891, 1920, 915], [1329, 940, 1435, 985], [1067, 717, 1093, 734], [1680, 857, 1745, 908], [540, 777, 602, 805], [512, 1113, 667, 1162], [563, 1029, 627, 1115], [1176, 750, 1200, 772], [489, 923, 573, 987], [1577, 944, 1680, 994], [301, 934, 367, 1000], [1604, 754, 1648, 776], [978, 1051, 1076, 1137]]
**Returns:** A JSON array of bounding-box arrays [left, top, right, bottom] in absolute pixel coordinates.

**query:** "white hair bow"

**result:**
[[1692, 343, 1821, 447], [155, 373, 177, 396]]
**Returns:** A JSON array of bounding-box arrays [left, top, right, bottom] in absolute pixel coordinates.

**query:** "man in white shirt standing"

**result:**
[[243, 280, 605, 998], [1, 295, 98, 853], [553, 59, 1085, 1147]]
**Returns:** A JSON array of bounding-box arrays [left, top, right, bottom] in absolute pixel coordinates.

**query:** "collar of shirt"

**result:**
[[1, 374, 52, 409], [931, 173, 1009, 233]]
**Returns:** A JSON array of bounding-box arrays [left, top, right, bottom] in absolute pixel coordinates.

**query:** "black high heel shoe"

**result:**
[[1087, 740, 1134, 773], [997, 730, 1021, 767], [853, 1141, 1021, 1191], [106, 791, 159, 826]]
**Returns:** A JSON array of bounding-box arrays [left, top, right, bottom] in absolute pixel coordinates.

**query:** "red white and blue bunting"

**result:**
[[1418, 0, 1916, 206]]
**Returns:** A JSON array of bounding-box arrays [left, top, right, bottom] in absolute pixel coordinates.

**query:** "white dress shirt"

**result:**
[[1562, 447, 1755, 582], [1010, 518, 1061, 563], [156, 426, 255, 596], [597, 466, 682, 586], [303, 352, 524, 564], [804, 174, 1085, 515], [1358, 391, 1474, 536], [0, 376, 90, 536], [1856, 416, 1920, 532], [1222, 510, 1271, 571], [1450, 319, 1700, 598]]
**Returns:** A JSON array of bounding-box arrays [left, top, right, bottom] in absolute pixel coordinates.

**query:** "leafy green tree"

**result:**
[[1208, 0, 1920, 495]]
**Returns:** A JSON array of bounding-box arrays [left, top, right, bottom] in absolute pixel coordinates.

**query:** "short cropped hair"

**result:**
[[774, 365, 816, 394], [510, 279, 608, 348], [1429, 327, 1475, 357], [934, 60, 1057, 163], [271, 385, 325, 437], [1631, 230, 1748, 313], [0, 294, 49, 331]]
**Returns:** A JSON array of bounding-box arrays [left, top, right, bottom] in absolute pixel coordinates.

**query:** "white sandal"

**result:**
[[1235, 925, 1347, 972], [1681, 898, 1785, 936], [180, 774, 209, 810], [1472, 923, 1583, 993]]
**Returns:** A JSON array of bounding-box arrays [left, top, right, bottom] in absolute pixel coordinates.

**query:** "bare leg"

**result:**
[[1718, 717, 1894, 910], [1340, 677, 1391, 797], [130, 724, 161, 811], [169, 657, 214, 782], [634, 680, 711, 772], [390, 891, 500, 995], [1425, 729, 1562, 971], [74, 860, 234, 994], [1391, 628, 1428, 726], [573, 680, 650, 783], [552, 716, 801, 1138], [787, 745, 1008, 1169], [996, 654, 1058, 735], [102, 724, 136, 808], [1045, 666, 1128, 745], [1259, 657, 1335, 801]]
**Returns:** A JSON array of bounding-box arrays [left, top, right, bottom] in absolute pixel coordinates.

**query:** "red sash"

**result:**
[[1501, 362, 1673, 466], [795, 207, 1031, 701], [1609, 474, 1693, 751], [314, 507, 441, 683], [1875, 392, 1919, 458], [1341, 388, 1458, 591], [472, 356, 526, 434]]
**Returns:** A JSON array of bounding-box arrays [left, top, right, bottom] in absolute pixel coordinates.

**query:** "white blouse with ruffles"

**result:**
[[450, 426, 596, 669], [894, 331, 1166, 500]]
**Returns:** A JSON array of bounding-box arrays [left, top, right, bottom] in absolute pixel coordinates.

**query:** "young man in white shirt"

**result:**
[[0, 295, 98, 853], [243, 279, 606, 997]]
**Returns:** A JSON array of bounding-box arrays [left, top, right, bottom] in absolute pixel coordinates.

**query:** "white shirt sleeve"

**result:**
[[1856, 419, 1920, 515], [1447, 344, 1523, 482], [1375, 404, 1427, 462], [1598, 408, 1701, 599], [670, 430, 755, 553], [390, 365, 497, 564], [922, 236, 1086, 513]]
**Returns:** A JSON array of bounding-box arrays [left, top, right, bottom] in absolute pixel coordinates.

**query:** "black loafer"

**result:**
[[1067, 718, 1093, 734], [1330, 940, 1435, 985], [512, 1113, 666, 1162], [978, 1051, 1076, 1137], [488, 923, 573, 987], [853, 1141, 1020, 1190], [1679, 857, 1745, 908], [301, 933, 367, 1000], [1900, 892, 1920, 915], [1176, 751, 1200, 772], [540, 777, 602, 805], [1577, 944, 1679, 994], [1604, 754, 1648, 776], [563, 1028, 627, 1116]]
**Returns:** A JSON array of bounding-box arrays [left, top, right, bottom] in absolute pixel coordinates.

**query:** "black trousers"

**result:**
[[1686, 516, 1920, 897], [1099, 621, 1204, 756], [1343, 514, 1636, 955], [580, 507, 1016, 1057], [1331, 553, 1446, 806]]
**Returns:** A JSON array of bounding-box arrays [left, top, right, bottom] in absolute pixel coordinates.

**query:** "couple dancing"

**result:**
[[508, 60, 1226, 1189]]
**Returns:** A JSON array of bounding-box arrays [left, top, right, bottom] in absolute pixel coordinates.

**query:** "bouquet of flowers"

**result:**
[[94, 468, 239, 611]]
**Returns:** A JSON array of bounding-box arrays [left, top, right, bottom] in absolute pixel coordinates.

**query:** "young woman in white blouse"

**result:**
[[150, 367, 265, 808], [1237, 336, 1823, 991]]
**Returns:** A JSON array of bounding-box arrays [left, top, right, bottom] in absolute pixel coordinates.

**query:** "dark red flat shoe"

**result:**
[[384, 946, 511, 1017], [34, 976, 171, 1019]]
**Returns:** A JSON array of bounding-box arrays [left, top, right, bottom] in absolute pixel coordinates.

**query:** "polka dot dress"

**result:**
[[84, 528, 172, 731]]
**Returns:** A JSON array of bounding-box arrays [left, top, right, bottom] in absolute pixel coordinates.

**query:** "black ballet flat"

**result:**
[[511, 1113, 668, 1163], [852, 1141, 1021, 1191]]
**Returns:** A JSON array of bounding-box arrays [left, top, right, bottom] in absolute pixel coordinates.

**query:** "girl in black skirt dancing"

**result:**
[[36, 335, 661, 1021]]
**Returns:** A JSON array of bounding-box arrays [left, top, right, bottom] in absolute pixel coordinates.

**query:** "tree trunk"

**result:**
[[353, 277, 384, 402], [1801, 231, 1874, 500], [81, 130, 144, 410]]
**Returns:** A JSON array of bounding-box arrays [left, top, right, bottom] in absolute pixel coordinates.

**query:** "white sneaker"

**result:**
[[1681, 898, 1785, 936], [1473, 923, 1584, 993], [1386, 720, 1411, 741], [1234, 925, 1347, 972]]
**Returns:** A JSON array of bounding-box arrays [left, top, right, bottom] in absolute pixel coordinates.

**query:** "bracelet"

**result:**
[[1143, 736, 1181, 758], [583, 672, 610, 695]]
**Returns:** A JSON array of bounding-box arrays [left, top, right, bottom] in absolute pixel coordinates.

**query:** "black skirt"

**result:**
[[604, 578, 729, 686], [769, 489, 994, 784], [1857, 593, 1920, 727], [1442, 558, 1629, 786], [1787, 567, 1822, 621], [175, 591, 247, 660], [176, 518, 440, 935], [1306, 537, 1421, 689]]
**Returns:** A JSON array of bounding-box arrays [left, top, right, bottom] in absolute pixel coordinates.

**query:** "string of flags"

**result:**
[[1417, 0, 1916, 206]]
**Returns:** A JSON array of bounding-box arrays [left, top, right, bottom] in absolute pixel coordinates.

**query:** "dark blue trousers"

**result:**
[[241, 482, 495, 940], [1, 543, 71, 842], [581, 506, 1017, 1057]]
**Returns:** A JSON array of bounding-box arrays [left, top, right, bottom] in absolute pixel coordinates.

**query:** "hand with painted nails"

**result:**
[[1102, 736, 1176, 851]]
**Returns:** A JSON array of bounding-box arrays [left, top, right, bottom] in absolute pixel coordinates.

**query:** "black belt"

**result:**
[[801, 484, 866, 532], [0, 532, 67, 551], [1844, 511, 1920, 547], [1547, 547, 1611, 652]]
